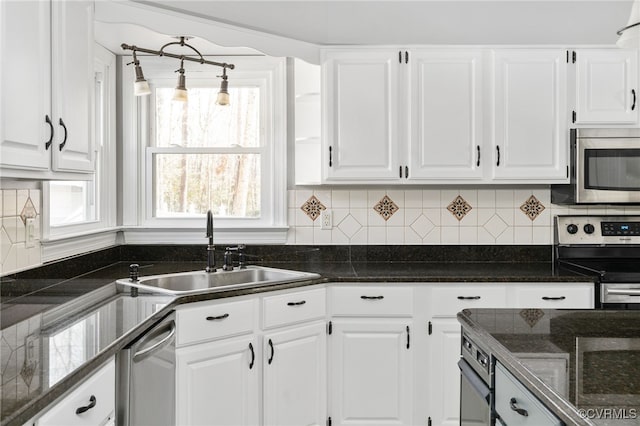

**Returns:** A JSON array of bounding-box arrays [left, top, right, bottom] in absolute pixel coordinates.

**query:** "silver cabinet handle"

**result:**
[[607, 288, 640, 296]]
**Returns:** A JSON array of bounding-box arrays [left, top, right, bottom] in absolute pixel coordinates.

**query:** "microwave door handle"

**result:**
[[606, 288, 640, 296]]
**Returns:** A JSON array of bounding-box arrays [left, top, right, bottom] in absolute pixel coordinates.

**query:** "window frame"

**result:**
[[42, 44, 117, 251], [122, 56, 288, 243]]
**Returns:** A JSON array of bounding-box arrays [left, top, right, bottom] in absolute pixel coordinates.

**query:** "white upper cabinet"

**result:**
[[492, 49, 568, 182], [1, 0, 52, 172], [573, 49, 639, 125], [51, 0, 95, 172], [408, 50, 484, 180], [322, 49, 401, 181], [0, 0, 95, 178]]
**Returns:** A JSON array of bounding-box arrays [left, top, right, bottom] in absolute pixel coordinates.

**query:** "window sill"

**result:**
[[41, 228, 120, 263], [121, 226, 289, 245]]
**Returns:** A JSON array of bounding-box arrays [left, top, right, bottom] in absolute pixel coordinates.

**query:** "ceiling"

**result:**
[[127, 0, 634, 46]]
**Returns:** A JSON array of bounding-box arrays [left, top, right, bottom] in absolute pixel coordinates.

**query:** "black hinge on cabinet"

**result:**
[[329, 146, 333, 167], [428, 417, 432, 426], [327, 417, 332, 426], [428, 321, 432, 335], [572, 51, 577, 63], [327, 321, 333, 335], [572, 111, 577, 123]]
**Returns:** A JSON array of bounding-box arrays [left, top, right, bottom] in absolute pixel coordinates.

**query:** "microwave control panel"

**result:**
[[556, 216, 640, 245]]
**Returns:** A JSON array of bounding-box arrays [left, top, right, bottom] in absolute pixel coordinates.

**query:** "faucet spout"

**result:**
[[205, 210, 216, 272]]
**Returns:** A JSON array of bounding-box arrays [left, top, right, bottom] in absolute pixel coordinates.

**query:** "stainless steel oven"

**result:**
[[459, 331, 492, 426], [555, 215, 640, 310], [576, 337, 640, 407], [552, 128, 640, 204]]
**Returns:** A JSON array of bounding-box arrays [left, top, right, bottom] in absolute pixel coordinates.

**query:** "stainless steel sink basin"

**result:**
[[116, 266, 320, 296]]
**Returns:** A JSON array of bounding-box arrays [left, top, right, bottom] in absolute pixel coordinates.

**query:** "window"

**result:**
[[139, 56, 287, 233]]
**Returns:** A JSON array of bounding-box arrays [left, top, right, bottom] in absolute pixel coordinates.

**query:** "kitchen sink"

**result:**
[[116, 266, 321, 296]]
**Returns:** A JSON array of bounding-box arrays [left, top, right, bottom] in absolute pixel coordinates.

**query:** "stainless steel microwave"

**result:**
[[551, 128, 640, 204]]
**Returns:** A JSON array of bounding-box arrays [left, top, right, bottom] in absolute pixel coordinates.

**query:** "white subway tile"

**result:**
[[296, 209, 313, 227], [422, 190, 440, 208], [286, 228, 296, 244], [368, 209, 387, 227], [314, 190, 332, 208], [386, 208, 405, 227], [332, 209, 349, 227], [349, 209, 368, 227], [295, 190, 313, 207], [350, 191, 368, 208], [532, 208, 552, 227], [496, 228, 514, 244], [495, 208, 515, 226], [287, 190, 296, 207], [495, 189, 514, 208], [0, 228, 11, 264], [514, 227, 533, 244], [404, 228, 422, 244], [478, 228, 496, 244], [287, 209, 296, 226], [459, 208, 478, 227], [532, 227, 552, 245], [458, 189, 478, 207], [331, 229, 349, 244], [294, 227, 314, 244], [405, 208, 421, 226], [476, 209, 495, 227], [459, 227, 478, 244], [424, 227, 441, 244], [367, 227, 386, 244], [17, 190, 28, 215], [3, 217, 18, 243], [404, 190, 422, 208], [350, 227, 368, 244], [424, 208, 441, 227], [313, 228, 332, 245], [441, 208, 461, 227], [386, 227, 404, 244], [367, 190, 386, 207], [441, 190, 460, 207], [441, 226, 460, 244], [477, 190, 496, 209], [3, 243, 17, 274], [30, 190, 41, 215], [386, 190, 404, 208]]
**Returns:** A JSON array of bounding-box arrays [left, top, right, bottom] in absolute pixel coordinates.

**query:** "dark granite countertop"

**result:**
[[459, 309, 640, 426], [0, 244, 597, 426]]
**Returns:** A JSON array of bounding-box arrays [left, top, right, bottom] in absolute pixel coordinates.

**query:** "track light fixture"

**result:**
[[122, 36, 235, 104], [617, 0, 640, 48]]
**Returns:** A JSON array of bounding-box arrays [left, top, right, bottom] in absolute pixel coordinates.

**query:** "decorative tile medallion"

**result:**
[[447, 195, 472, 221], [300, 195, 326, 221], [520, 195, 545, 221], [519, 309, 544, 328], [373, 195, 399, 221], [20, 198, 37, 225], [20, 359, 36, 388]]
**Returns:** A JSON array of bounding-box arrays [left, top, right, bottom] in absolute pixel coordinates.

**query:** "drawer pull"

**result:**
[[457, 296, 481, 300], [509, 397, 529, 417], [541, 296, 566, 301], [360, 295, 384, 300], [287, 300, 306, 306], [249, 342, 255, 369], [206, 313, 230, 321], [75, 395, 97, 415], [268, 338, 275, 364]]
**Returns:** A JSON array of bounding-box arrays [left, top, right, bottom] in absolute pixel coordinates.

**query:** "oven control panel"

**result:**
[[556, 216, 640, 245]]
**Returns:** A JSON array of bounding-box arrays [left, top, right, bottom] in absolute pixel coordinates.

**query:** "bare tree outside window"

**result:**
[[154, 87, 261, 218]]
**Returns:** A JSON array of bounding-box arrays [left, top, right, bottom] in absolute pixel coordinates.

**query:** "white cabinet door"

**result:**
[[322, 49, 401, 181], [408, 50, 484, 180], [493, 49, 568, 182], [176, 336, 259, 426], [51, 0, 94, 172], [0, 0, 51, 171], [428, 318, 463, 426], [263, 322, 327, 426], [575, 49, 638, 124], [330, 320, 412, 426]]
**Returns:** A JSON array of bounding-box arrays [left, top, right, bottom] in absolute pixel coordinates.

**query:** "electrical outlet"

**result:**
[[321, 210, 332, 230], [25, 218, 35, 248]]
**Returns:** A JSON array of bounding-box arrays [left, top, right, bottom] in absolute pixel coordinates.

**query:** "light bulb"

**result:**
[[133, 63, 151, 96], [173, 68, 188, 102], [216, 72, 229, 106], [216, 91, 230, 106]]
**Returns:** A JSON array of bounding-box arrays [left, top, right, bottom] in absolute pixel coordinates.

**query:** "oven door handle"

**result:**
[[458, 359, 491, 404], [606, 288, 640, 296]]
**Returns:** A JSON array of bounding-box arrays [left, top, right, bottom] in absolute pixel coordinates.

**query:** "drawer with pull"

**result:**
[[176, 298, 256, 346], [430, 285, 508, 316], [508, 283, 594, 309], [262, 287, 326, 329], [331, 285, 413, 316]]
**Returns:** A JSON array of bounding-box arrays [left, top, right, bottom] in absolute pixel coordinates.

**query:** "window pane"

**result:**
[[155, 87, 260, 148], [155, 153, 260, 218], [49, 181, 96, 226]]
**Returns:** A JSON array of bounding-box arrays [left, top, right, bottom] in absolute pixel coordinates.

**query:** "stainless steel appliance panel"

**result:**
[[117, 312, 176, 426]]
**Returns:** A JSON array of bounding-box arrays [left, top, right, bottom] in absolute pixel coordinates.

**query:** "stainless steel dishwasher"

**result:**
[[116, 311, 176, 426]]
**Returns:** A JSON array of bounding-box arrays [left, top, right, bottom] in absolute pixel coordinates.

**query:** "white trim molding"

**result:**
[[41, 229, 119, 263], [122, 227, 289, 245]]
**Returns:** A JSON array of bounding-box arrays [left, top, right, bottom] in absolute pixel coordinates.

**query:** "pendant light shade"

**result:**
[[173, 62, 188, 102], [133, 63, 151, 96], [216, 68, 230, 106], [617, 0, 640, 48]]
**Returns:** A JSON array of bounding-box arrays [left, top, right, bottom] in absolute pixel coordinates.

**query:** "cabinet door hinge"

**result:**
[[428, 416, 432, 426], [327, 321, 332, 335], [327, 417, 332, 426], [572, 111, 577, 123], [428, 321, 432, 335], [572, 50, 577, 63]]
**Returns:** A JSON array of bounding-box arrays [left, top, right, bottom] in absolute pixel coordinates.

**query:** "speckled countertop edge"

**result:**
[[458, 310, 596, 426], [3, 267, 597, 426]]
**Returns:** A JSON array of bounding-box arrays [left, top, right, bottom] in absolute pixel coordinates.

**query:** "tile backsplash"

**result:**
[[1, 189, 41, 275], [287, 187, 640, 245]]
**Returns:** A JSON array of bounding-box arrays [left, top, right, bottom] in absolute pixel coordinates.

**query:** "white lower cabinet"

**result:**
[[330, 320, 413, 426], [176, 336, 259, 426], [35, 359, 115, 426], [263, 322, 327, 426]]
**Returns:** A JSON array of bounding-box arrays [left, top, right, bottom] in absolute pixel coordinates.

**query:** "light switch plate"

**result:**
[[25, 217, 35, 248]]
